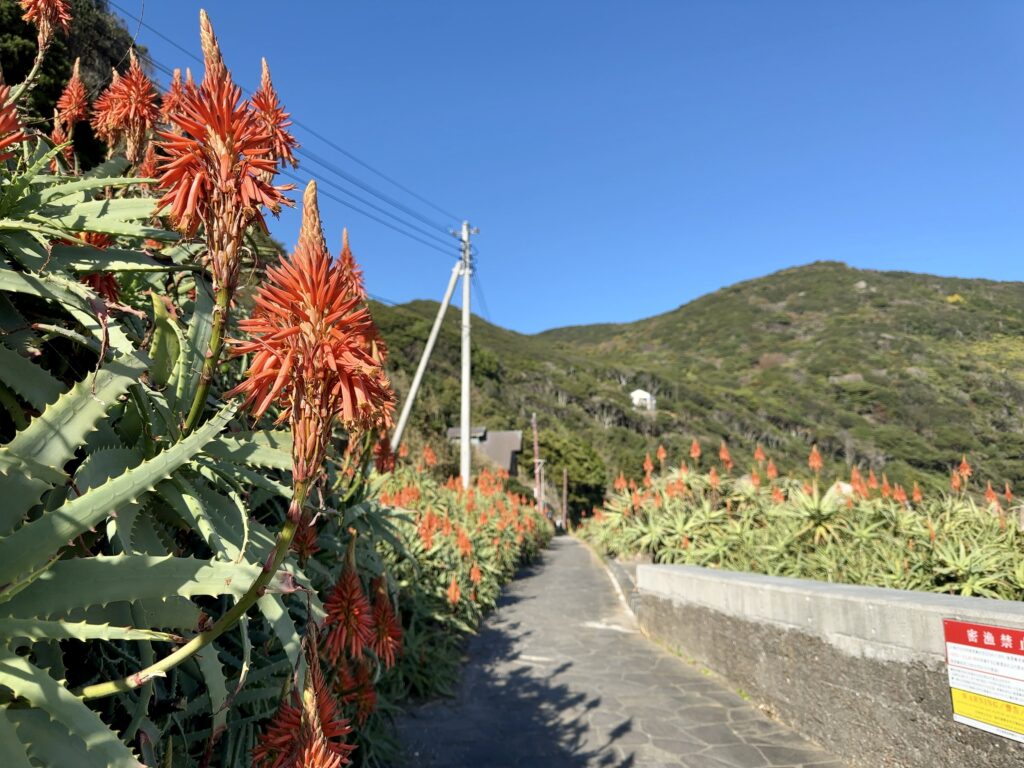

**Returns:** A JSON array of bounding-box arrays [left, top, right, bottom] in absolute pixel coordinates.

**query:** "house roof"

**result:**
[[446, 426, 488, 440]]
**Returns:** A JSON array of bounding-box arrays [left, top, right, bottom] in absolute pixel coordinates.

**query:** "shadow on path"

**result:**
[[394, 538, 842, 768]]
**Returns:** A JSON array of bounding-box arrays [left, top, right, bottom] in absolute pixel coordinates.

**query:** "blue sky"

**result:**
[[117, 1, 1024, 334]]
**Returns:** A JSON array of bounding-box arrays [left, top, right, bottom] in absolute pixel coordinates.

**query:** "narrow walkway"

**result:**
[[394, 537, 842, 768]]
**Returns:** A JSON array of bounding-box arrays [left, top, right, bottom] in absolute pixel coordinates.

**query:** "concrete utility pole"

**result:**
[[562, 466, 568, 531], [458, 221, 478, 490], [538, 459, 546, 519], [390, 261, 463, 453], [531, 413, 540, 502]]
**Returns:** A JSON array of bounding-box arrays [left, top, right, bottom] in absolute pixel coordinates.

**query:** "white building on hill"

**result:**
[[630, 389, 656, 411]]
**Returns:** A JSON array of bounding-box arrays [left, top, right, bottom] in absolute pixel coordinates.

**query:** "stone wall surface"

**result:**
[[635, 564, 1024, 768]]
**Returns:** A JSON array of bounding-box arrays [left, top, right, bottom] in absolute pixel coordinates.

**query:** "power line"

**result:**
[[280, 170, 458, 260], [109, 1, 462, 224], [472, 271, 492, 324], [140, 57, 461, 260], [292, 157, 456, 249]]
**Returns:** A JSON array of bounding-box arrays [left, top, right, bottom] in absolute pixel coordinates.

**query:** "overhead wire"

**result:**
[[278, 170, 458, 260], [141, 56, 461, 261], [109, 0, 463, 228]]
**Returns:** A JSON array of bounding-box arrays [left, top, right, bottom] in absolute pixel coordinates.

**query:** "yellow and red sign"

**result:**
[[945, 619, 1024, 743]]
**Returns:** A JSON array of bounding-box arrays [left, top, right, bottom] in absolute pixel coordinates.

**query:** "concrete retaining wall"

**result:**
[[635, 564, 1024, 767]]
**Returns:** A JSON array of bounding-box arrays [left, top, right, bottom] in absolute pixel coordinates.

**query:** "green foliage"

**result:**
[[580, 464, 1024, 601], [373, 261, 1024, 496]]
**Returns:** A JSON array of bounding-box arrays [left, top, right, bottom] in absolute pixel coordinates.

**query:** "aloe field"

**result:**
[[0, 4, 551, 766], [579, 443, 1024, 600]]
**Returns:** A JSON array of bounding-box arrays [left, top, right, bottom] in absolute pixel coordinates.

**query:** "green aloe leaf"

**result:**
[[0, 405, 234, 588], [0, 651, 142, 767]]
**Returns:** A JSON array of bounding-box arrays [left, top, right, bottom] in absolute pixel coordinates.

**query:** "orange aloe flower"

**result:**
[[0, 80, 27, 162], [154, 11, 292, 295], [251, 58, 299, 177], [718, 441, 732, 471], [958, 455, 972, 480], [643, 452, 654, 476], [708, 466, 720, 490], [369, 577, 402, 670], [19, 0, 71, 46], [253, 633, 354, 768], [447, 576, 461, 606], [912, 482, 923, 504], [771, 486, 785, 504], [613, 472, 627, 492], [750, 469, 761, 488], [422, 444, 438, 467], [893, 484, 908, 506], [867, 469, 878, 490], [656, 443, 667, 467], [766, 458, 778, 481], [91, 52, 159, 165], [689, 439, 701, 461], [398, 442, 409, 459], [469, 562, 482, 584], [881, 474, 892, 499], [808, 444, 823, 474], [985, 481, 999, 506], [950, 471, 962, 493], [1005, 482, 1013, 505], [228, 182, 395, 483], [753, 444, 766, 464], [55, 58, 88, 129], [322, 566, 375, 663], [159, 67, 194, 125]]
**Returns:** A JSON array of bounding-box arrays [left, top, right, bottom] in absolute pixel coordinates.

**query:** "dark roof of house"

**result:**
[[446, 426, 488, 440], [445, 427, 523, 471]]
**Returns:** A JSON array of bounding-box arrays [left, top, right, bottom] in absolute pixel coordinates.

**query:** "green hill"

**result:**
[[372, 261, 1024, 512]]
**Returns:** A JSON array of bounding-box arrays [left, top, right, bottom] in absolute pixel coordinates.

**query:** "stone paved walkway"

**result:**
[[394, 537, 843, 767]]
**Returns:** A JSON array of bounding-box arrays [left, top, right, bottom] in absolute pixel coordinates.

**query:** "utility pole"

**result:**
[[531, 413, 540, 502], [390, 261, 462, 453], [562, 466, 568, 531], [538, 459, 546, 519], [458, 221, 478, 490]]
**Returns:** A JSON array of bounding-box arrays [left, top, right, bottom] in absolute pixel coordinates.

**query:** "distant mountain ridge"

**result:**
[[371, 261, 1024, 506]]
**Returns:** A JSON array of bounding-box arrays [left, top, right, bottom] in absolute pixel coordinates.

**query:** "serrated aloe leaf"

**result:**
[[6, 709, 95, 768], [37, 176, 149, 205], [257, 594, 303, 668], [0, 343, 65, 410], [0, 266, 138, 355], [0, 618, 178, 642], [0, 229, 48, 271], [0, 712, 33, 768], [194, 648, 229, 734], [0, 353, 145, 535], [0, 651, 142, 767], [202, 430, 294, 471], [0, 554, 286, 618], [46, 243, 186, 273], [150, 292, 182, 389], [175, 279, 214, 408], [0, 405, 234, 587]]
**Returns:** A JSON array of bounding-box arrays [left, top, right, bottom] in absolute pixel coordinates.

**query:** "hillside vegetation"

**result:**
[[373, 261, 1024, 508]]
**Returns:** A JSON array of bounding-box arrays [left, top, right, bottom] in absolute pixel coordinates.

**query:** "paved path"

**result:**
[[394, 537, 842, 768]]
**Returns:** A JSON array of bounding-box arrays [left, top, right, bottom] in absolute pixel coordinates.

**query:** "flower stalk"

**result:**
[[78, 480, 308, 701]]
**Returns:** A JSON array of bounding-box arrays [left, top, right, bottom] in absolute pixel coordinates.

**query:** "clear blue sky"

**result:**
[[116, 1, 1024, 334]]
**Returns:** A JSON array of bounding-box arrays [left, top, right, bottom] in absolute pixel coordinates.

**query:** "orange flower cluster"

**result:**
[[154, 11, 294, 297], [253, 635, 355, 768], [251, 58, 299, 179], [19, 0, 71, 46], [718, 441, 733, 471], [808, 444, 823, 474], [92, 52, 158, 165], [228, 182, 394, 484], [0, 80, 27, 162]]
